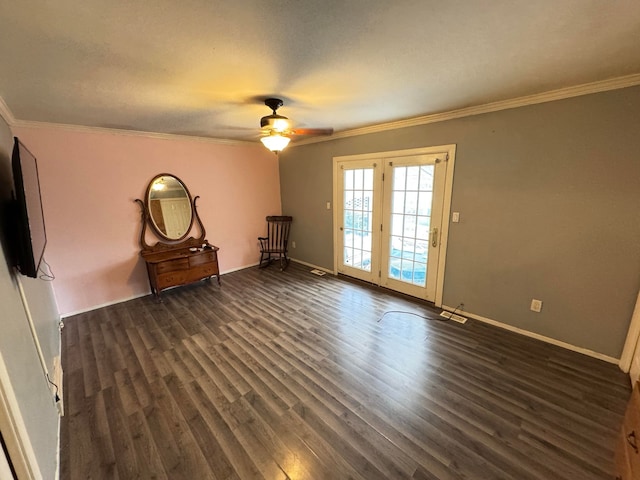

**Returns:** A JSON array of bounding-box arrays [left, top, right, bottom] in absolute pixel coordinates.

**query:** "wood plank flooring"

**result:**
[[60, 263, 631, 479]]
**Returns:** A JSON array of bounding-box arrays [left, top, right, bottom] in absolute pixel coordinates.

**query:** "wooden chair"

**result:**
[[258, 216, 293, 270]]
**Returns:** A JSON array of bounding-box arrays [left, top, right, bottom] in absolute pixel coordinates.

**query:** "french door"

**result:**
[[334, 146, 455, 304], [335, 159, 383, 284]]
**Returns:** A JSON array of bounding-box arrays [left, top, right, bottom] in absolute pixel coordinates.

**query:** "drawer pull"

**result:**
[[627, 430, 639, 453]]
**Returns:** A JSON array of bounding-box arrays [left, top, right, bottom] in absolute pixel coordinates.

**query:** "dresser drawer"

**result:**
[[622, 384, 640, 478], [157, 272, 188, 289], [189, 263, 219, 280], [155, 258, 189, 274], [189, 250, 217, 267]]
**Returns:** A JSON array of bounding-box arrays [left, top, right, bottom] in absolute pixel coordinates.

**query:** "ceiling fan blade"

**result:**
[[291, 128, 334, 136]]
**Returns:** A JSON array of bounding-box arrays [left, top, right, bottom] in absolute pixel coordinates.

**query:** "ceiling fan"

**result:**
[[259, 98, 333, 153]]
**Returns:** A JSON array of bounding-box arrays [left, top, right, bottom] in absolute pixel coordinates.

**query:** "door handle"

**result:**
[[431, 227, 439, 248]]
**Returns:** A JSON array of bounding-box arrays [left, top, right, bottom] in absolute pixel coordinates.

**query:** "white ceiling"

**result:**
[[1, 1, 639, 143]]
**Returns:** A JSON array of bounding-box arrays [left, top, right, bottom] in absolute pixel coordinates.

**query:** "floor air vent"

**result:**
[[440, 311, 468, 324]]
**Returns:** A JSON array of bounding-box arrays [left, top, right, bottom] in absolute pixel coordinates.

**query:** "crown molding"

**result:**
[[0, 97, 16, 126], [293, 73, 640, 147], [11, 119, 254, 146]]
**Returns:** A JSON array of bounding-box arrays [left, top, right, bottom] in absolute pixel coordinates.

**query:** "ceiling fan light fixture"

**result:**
[[260, 133, 291, 153], [256, 97, 331, 152]]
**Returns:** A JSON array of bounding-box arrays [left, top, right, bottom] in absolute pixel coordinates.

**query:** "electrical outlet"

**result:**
[[530, 299, 543, 313], [452, 212, 460, 223], [292, 241, 296, 248]]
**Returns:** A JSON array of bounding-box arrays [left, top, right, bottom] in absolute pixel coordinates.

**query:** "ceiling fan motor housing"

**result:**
[[261, 98, 290, 131], [261, 113, 289, 129], [258, 97, 333, 136]]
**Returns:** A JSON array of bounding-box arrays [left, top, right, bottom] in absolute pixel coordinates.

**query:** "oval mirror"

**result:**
[[146, 174, 194, 241]]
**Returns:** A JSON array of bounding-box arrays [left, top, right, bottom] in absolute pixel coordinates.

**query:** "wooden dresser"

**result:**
[[142, 244, 220, 298], [135, 174, 221, 300], [616, 381, 640, 479]]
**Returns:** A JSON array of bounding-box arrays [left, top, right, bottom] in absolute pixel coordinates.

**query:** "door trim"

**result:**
[[620, 289, 640, 381], [333, 144, 456, 307], [0, 352, 40, 479]]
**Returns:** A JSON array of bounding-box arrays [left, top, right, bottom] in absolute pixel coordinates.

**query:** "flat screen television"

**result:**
[[10, 137, 47, 278]]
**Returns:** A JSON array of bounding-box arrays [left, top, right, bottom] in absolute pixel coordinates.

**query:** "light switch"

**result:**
[[326, 202, 331, 210], [452, 212, 460, 223]]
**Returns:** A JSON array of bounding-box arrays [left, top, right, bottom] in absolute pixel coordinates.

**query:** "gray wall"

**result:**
[[0, 115, 60, 478], [279, 86, 640, 358]]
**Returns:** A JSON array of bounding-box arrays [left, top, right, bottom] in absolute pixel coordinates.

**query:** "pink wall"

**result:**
[[13, 126, 281, 315]]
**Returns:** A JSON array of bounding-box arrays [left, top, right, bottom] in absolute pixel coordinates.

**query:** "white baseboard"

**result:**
[[60, 292, 149, 318], [222, 262, 259, 274], [290, 258, 334, 274], [442, 305, 619, 364], [60, 263, 262, 318]]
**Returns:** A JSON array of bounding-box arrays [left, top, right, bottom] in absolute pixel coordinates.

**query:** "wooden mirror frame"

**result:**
[[135, 173, 207, 252]]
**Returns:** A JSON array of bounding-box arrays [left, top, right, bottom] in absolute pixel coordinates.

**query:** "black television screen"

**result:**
[[11, 137, 47, 278]]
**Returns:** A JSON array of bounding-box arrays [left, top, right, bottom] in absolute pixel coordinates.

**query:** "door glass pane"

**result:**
[[392, 214, 403, 236], [416, 216, 430, 240], [353, 233, 362, 252], [354, 169, 364, 190], [417, 192, 432, 216], [345, 170, 354, 190], [402, 238, 415, 260], [344, 190, 353, 208], [364, 169, 374, 190], [403, 216, 417, 238], [344, 229, 354, 247], [392, 192, 405, 214], [415, 240, 428, 263], [362, 231, 372, 251], [401, 260, 415, 282], [353, 192, 363, 211], [419, 166, 433, 190], [343, 168, 373, 272], [406, 166, 420, 190], [404, 192, 418, 215], [387, 164, 435, 287], [393, 167, 406, 190]]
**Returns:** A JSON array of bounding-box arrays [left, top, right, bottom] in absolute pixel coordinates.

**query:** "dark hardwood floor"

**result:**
[[60, 263, 631, 479]]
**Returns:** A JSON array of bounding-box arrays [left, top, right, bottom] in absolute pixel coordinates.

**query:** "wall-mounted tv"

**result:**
[[11, 137, 47, 278]]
